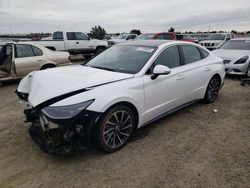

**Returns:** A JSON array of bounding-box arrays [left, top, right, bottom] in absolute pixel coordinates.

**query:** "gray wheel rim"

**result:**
[[207, 78, 220, 101], [103, 110, 133, 149]]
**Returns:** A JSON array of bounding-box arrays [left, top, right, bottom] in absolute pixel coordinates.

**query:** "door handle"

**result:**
[[37, 59, 43, 62], [205, 67, 211, 72], [176, 75, 184, 80], [76, 42, 79, 44]]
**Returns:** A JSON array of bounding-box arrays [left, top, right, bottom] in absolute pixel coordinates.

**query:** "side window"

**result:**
[[156, 34, 165, 40], [16, 44, 35, 58], [75, 32, 89, 40], [67, 32, 76, 40], [199, 48, 209, 59], [181, 45, 202, 64], [32, 46, 43, 56], [127, 35, 137, 40], [164, 34, 174, 40], [53, 32, 63, 40], [154, 46, 180, 68], [226, 34, 230, 41]]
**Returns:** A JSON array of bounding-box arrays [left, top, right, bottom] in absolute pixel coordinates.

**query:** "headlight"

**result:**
[[42, 99, 94, 120], [234, 56, 249, 64]]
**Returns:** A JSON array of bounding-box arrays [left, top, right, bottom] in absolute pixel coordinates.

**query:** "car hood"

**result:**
[[212, 49, 250, 60], [18, 65, 133, 107]]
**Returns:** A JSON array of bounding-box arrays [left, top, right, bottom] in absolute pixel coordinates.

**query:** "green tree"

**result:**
[[90, 25, 106, 40], [168, 27, 175, 32]]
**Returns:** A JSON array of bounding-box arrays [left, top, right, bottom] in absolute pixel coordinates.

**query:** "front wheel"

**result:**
[[203, 76, 221, 103], [95, 105, 136, 152]]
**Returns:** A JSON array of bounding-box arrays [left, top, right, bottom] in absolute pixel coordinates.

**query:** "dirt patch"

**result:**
[[0, 78, 249, 188]]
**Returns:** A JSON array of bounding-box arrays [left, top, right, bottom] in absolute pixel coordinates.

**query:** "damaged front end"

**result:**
[[17, 92, 101, 155]]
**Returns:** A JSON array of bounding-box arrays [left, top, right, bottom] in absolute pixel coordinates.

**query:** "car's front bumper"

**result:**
[[225, 62, 249, 75], [19, 100, 102, 155]]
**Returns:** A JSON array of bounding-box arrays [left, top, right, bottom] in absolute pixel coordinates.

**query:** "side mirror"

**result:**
[[151, 65, 171, 80]]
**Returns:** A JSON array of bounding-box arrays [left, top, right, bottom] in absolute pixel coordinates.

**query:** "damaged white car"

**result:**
[[16, 40, 225, 155]]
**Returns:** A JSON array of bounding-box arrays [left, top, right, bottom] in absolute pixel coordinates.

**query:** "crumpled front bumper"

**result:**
[[225, 62, 249, 75], [16, 89, 102, 155]]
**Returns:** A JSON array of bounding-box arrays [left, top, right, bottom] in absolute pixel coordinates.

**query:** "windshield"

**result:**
[[117, 34, 127, 39], [220, 40, 250, 50], [85, 45, 157, 74], [135, 34, 154, 40], [207, 34, 226, 40]]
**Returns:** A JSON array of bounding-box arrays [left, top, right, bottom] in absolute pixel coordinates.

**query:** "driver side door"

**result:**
[[143, 45, 187, 122]]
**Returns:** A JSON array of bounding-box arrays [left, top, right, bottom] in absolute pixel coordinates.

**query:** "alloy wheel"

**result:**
[[103, 110, 133, 149]]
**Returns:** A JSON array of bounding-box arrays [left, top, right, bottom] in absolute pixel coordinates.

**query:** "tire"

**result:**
[[203, 75, 221, 103], [95, 105, 136, 152], [41, 64, 56, 70], [83, 55, 92, 59]]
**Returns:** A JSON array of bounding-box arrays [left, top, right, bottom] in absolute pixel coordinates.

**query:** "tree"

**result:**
[[231, 30, 237, 34], [168, 27, 175, 32], [130, 29, 141, 35], [90, 25, 106, 40]]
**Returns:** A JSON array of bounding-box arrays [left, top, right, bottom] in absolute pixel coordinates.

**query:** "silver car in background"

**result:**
[[213, 38, 250, 77]]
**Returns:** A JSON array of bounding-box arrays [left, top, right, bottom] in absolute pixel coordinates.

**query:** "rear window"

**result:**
[[53, 32, 63, 40], [181, 45, 202, 64], [16, 44, 35, 58]]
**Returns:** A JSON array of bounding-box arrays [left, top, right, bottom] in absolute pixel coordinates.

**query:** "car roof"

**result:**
[[117, 40, 176, 47]]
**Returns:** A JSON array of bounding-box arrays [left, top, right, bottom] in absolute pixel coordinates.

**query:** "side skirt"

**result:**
[[140, 99, 200, 128]]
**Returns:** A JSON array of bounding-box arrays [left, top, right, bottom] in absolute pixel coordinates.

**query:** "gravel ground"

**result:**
[[0, 78, 249, 188]]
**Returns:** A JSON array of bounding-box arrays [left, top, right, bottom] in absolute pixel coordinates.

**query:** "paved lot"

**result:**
[[0, 78, 249, 188]]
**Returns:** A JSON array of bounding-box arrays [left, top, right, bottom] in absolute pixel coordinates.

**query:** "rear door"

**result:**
[[14, 44, 45, 76], [66, 32, 95, 54], [179, 45, 212, 101]]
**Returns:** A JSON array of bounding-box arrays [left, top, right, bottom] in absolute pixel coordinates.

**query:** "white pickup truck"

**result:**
[[37, 31, 108, 57]]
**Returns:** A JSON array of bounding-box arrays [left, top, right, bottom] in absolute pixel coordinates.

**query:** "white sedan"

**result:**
[[213, 38, 250, 77], [16, 40, 225, 155], [0, 42, 71, 81]]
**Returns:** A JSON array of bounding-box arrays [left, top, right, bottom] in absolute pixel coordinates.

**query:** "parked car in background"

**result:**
[[135, 32, 197, 43], [0, 42, 71, 81], [199, 33, 235, 50], [176, 34, 199, 43], [213, 38, 250, 76], [108, 33, 138, 46], [16, 40, 225, 155], [37, 31, 108, 57], [135, 32, 176, 40]]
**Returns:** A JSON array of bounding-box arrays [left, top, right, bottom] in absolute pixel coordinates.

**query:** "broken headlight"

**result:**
[[42, 99, 94, 120]]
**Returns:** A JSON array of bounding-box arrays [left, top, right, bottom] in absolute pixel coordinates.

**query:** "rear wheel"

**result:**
[[96, 105, 136, 152], [204, 76, 221, 103]]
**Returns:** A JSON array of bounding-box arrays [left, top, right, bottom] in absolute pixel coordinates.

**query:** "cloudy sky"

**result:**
[[0, 0, 250, 34]]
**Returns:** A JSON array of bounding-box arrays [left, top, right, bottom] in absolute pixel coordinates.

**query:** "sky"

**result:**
[[0, 0, 250, 34]]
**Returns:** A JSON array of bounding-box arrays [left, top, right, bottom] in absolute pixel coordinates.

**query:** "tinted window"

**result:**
[[181, 45, 201, 64], [16, 44, 35, 58], [154, 46, 180, 68], [156, 34, 165, 40], [199, 48, 209, 58], [127, 35, 137, 40], [67, 32, 75, 40], [164, 33, 174, 40], [32, 46, 43, 56], [53, 32, 63, 40], [75, 32, 89, 40]]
